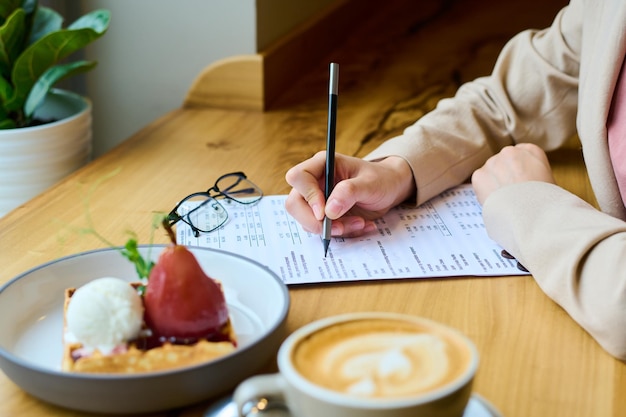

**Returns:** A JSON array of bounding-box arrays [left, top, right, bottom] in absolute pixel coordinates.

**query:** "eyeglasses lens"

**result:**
[[217, 174, 262, 203], [181, 195, 227, 232]]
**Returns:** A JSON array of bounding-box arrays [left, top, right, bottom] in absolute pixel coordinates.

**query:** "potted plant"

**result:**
[[0, 1, 110, 217]]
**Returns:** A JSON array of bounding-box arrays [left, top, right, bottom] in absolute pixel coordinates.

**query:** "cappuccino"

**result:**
[[291, 317, 473, 399]]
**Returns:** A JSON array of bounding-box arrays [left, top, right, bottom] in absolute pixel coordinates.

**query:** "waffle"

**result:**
[[62, 285, 237, 373]]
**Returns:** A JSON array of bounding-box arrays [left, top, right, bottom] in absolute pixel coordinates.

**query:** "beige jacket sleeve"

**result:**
[[365, 3, 581, 205], [483, 183, 626, 360]]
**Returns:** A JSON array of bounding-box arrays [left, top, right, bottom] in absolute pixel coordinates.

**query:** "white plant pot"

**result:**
[[0, 89, 92, 217]]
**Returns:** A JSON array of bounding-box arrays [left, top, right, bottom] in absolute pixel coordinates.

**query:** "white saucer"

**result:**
[[465, 394, 503, 417], [204, 393, 503, 416]]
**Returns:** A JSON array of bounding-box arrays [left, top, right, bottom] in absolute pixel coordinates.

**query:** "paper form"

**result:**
[[176, 184, 527, 285]]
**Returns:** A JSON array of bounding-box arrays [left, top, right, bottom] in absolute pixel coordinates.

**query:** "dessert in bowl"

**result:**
[[0, 245, 289, 414], [61, 242, 238, 374]]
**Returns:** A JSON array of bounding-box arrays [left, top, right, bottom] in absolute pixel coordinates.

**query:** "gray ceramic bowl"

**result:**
[[0, 246, 290, 414]]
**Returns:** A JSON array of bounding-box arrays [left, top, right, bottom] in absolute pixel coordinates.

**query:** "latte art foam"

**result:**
[[292, 318, 471, 399], [325, 333, 449, 397]]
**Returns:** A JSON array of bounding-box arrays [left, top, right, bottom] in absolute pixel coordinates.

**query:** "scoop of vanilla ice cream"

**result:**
[[66, 277, 144, 354]]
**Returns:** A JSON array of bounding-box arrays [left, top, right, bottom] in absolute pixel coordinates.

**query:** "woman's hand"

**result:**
[[285, 152, 415, 237], [471, 143, 556, 204]]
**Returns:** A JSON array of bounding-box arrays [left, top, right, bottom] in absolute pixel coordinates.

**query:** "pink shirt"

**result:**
[[607, 57, 626, 206]]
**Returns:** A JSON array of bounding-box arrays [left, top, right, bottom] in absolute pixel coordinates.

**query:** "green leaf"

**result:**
[[0, 74, 14, 127], [0, 0, 22, 24], [0, 73, 13, 102], [24, 59, 95, 118], [68, 9, 110, 32], [0, 8, 26, 80], [21, 0, 37, 14], [0, 92, 11, 127], [29, 6, 62, 45], [0, 118, 15, 129], [120, 237, 155, 281], [5, 8, 110, 113]]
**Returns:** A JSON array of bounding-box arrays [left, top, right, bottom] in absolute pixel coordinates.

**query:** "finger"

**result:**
[[285, 151, 327, 186], [285, 188, 324, 234], [333, 217, 378, 237], [470, 167, 492, 205], [285, 152, 327, 220], [515, 142, 545, 158], [512, 143, 555, 182], [325, 174, 387, 220], [513, 143, 551, 166]]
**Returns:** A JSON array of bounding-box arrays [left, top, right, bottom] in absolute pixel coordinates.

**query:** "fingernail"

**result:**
[[326, 199, 343, 218], [364, 221, 377, 233]]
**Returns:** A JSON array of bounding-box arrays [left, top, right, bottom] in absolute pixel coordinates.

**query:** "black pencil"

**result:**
[[322, 63, 339, 257]]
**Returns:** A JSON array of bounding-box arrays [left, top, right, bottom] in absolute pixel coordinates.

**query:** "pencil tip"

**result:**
[[323, 239, 330, 257]]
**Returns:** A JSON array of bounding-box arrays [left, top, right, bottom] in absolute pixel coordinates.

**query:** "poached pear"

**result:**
[[144, 244, 229, 340]]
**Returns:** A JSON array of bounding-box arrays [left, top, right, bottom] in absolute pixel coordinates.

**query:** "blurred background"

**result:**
[[44, 0, 336, 157]]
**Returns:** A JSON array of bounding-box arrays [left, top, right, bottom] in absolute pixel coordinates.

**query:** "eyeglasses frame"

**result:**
[[167, 171, 263, 237]]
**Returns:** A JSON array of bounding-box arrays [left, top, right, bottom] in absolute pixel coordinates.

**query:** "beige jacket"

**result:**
[[366, 0, 626, 360]]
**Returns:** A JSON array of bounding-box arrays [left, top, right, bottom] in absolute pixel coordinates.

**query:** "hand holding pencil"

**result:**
[[284, 68, 415, 244]]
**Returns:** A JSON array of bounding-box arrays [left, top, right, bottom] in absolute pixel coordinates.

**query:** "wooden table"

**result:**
[[1, 0, 624, 416]]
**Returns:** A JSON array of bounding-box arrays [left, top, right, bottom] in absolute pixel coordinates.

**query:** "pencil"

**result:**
[[323, 62, 339, 257]]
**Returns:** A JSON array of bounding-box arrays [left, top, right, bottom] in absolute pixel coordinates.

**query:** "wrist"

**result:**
[[378, 156, 416, 204]]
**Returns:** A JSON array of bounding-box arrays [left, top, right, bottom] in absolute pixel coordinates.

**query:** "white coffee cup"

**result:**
[[233, 312, 479, 417]]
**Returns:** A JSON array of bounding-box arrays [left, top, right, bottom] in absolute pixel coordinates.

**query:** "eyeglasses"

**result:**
[[167, 172, 263, 237]]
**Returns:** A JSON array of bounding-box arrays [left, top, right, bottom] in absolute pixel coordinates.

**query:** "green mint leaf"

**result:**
[[120, 238, 154, 280]]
